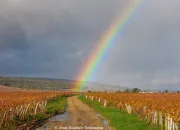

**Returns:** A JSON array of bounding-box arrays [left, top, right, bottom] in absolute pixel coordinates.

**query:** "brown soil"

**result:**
[[37, 96, 111, 130], [0, 85, 22, 91]]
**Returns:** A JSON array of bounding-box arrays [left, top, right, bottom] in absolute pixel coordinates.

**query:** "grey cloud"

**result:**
[[0, 17, 29, 51], [0, 0, 180, 90], [92, 0, 180, 90]]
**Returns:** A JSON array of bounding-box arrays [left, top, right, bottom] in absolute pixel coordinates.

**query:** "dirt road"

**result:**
[[37, 96, 110, 130]]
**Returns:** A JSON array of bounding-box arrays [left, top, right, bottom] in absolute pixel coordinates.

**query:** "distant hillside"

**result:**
[[0, 76, 75, 90], [0, 76, 128, 91]]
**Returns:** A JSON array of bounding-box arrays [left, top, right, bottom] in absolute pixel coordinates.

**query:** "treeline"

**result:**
[[88, 88, 180, 93], [120, 88, 141, 93], [88, 88, 141, 93], [0, 76, 75, 90]]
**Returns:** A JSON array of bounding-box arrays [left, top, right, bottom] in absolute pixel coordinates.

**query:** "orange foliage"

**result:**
[[0, 91, 72, 111], [86, 92, 180, 123]]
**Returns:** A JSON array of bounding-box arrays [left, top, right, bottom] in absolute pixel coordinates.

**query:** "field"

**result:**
[[79, 96, 160, 130], [0, 85, 22, 91], [0, 90, 73, 129], [0, 84, 179, 130], [85, 92, 180, 129]]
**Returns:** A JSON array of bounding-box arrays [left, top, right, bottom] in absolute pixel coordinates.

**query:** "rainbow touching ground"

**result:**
[[74, 0, 144, 92]]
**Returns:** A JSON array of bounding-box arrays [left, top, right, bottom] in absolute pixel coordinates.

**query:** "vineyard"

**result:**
[[85, 92, 180, 130], [0, 91, 73, 129]]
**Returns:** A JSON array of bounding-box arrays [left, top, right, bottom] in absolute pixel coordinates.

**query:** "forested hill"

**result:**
[[0, 76, 128, 91], [0, 76, 75, 90]]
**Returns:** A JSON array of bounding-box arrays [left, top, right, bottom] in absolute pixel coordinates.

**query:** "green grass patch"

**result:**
[[46, 96, 67, 115], [79, 96, 160, 130], [11, 96, 68, 129]]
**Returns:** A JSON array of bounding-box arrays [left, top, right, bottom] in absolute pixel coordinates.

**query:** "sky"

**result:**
[[0, 0, 180, 90]]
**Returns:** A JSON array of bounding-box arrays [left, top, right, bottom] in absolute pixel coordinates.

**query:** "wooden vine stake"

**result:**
[[153, 111, 158, 125], [34, 102, 39, 115], [91, 96, 94, 101], [125, 103, 132, 114], [0, 111, 7, 129], [25, 104, 30, 115], [104, 100, 107, 107], [158, 111, 163, 129]]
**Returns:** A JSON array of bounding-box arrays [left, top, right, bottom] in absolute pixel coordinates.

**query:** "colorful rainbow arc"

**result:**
[[74, 0, 143, 91]]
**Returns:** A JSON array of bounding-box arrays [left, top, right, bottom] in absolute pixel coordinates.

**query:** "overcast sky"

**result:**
[[0, 0, 180, 90]]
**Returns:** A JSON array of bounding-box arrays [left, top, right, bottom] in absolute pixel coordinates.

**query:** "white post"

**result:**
[[174, 123, 179, 130], [167, 114, 170, 130], [0, 111, 6, 128], [98, 98, 101, 103], [169, 117, 172, 130], [91, 96, 94, 101], [165, 115, 168, 130], [104, 100, 107, 107], [172, 121, 174, 130], [125, 104, 132, 114], [34, 102, 39, 115], [143, 106, 147, 111], [159, 112, 163, 128], [44, 101, 47, 107], [153, 111, 158, 125]]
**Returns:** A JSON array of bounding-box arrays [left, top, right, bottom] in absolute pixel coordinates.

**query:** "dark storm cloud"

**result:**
[[0, 0, 123, 79], [0, 0, 180, 90], [0, 18, 29, 51]]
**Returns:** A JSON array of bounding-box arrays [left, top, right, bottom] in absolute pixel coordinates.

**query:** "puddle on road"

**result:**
[[36, 109, 71, 130], [49, 110, 70, 122], [96, 114, 109, 130]]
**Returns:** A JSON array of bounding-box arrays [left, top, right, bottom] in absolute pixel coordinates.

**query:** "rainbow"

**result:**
[[74, 0, 144, 91]]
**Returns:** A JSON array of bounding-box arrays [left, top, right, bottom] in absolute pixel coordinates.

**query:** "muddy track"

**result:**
[[37, 96, 111, 130]]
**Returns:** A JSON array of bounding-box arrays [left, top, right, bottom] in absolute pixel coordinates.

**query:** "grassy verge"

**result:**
[[8, 96, 68, 130], [45, 96, 67, 115], [79, 96, 160, 130]]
